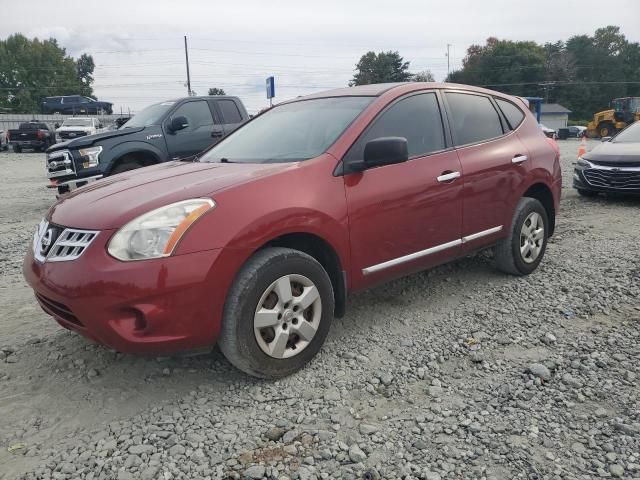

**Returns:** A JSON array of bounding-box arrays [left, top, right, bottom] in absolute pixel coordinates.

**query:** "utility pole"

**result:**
[[184, 35, 192, 96], [446, 44, 452, 76]]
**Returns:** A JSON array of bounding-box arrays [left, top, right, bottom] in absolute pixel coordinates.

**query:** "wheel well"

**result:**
[[263, 233, 347, 318], [523, 183, 556, 236], [111, 151, 158, 172]]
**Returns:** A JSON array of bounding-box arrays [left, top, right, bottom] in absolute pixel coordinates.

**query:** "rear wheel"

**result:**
[[495, 197, 549, 276], [13, 145, 22, 153], [218, 247, 334, 378]]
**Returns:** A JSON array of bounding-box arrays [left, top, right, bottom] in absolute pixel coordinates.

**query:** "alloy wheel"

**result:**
[[519, 212, 544, 264], [253, 274, 322, 359]]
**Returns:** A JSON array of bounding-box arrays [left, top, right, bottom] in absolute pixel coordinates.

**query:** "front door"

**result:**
[[164, 100, 218, 159], [343, 91, 464, 290]]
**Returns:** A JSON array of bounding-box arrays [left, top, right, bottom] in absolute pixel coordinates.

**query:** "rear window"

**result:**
[[217, 100, 243, 124], [445, 92, 504, 146], [495, 98, 525, 130]]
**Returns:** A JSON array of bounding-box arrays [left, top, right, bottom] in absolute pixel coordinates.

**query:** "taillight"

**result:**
[[37, 130, 45, 139]]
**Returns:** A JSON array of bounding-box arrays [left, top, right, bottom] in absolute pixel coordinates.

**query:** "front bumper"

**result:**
[[573, 162, 640, 194], [23, 231, 246, 354]]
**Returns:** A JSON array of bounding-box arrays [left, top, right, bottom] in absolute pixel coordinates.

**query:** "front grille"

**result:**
[[59, 131, 88, 140], [35, 293, 83, 326], [589, 159, 640, 168], [584, 168, 640, 190], [33, 219, 99, 262], [46, 150, 76, 178]]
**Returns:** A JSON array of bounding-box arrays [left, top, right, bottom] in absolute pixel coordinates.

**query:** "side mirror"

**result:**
[[364, 137, 409, 168], [601, 136, 611, 142], [169, 115, 189, 132]]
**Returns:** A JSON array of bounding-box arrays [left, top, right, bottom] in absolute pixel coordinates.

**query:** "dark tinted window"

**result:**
[[64, 96, 79, 104], [495, 98, 525, 129], [217, 99, 242, 124], [446, 92, 504, 145], [171, 101, 214, 133], [346, 93, 446, 160]]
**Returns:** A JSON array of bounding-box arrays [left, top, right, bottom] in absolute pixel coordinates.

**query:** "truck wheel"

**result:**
[[111, 161, 144, 175], [13, 145, 22, 153], [494, 197, 549, 276], [218, 247, 335, 379]]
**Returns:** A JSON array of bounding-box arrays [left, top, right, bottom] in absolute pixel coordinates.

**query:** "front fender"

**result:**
[[105, 140, 167, 174]]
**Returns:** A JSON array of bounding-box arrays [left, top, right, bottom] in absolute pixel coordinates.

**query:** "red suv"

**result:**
[[24, 83, 561, 378]]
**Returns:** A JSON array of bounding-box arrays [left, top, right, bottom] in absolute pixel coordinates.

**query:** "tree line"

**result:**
[[351, 26, 640, 121], [0, 34, 95, 113]]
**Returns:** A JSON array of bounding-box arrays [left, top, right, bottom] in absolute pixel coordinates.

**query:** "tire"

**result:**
[[218, 247, 335, 379], [599, 123, 615, 138], [494, 197, 549, 276], [111, 161, 144, 175], [577, 189, 598, 198], [13, 145, 22, 153]]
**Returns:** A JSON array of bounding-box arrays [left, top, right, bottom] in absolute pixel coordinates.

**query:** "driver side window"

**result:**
[[171, 101, 215, 133], [344, 92, 446, 162]]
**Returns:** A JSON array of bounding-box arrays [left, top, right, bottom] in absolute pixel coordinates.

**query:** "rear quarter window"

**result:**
[[445, 92, 504, 146], [495, 98, 525, 130], [217, 100, 243, 124]]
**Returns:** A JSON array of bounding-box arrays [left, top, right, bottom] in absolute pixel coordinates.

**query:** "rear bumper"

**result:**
[[10, 140, 45, 148], [23, 234, 250, 354]]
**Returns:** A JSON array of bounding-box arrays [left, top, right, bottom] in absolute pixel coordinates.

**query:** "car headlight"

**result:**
[[107, 199, 215, 261], [576, 157, 592, 168], [78, 146, 103, 167]]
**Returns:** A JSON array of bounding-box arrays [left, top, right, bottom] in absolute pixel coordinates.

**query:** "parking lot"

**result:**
[[1, 140, 639, 479]]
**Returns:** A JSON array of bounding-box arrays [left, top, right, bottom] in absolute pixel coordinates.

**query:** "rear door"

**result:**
[[443, 91, 531, 252], [211, 99, 245, 137], [344, 91, 463, 289], [163, 100, 218, 159]]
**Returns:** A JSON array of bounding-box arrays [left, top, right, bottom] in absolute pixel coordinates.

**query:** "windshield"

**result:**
[[62, 118, 92, 127], [122, 101, 175, 128], [200, 96, 373, 163], [612, 121, 640, 142]]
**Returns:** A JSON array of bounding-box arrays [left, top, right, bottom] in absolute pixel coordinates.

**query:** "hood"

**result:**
[[56, 126, 94, 133], [47, 127, 145, 151], [47, 160, 294, 230], [583, 141, 640, 164]]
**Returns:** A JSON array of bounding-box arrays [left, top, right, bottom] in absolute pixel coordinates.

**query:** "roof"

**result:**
[[541, 103, 572, 114], [299, 83, 410, 100]]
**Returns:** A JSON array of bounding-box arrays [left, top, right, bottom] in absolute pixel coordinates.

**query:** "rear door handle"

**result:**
[[437, 171, 461, 183], [512, 154, 528, 164]]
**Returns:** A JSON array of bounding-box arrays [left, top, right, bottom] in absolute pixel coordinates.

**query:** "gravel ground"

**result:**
[[0, 140, 639, 480]]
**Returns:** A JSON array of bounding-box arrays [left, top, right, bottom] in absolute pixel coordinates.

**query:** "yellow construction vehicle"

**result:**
[[587, 97, 640, 137]]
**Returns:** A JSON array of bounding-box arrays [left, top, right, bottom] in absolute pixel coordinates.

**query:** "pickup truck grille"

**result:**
[[58, 131, 88, 140], [46, 150, 76, 178], [33, 220, 99, 263]]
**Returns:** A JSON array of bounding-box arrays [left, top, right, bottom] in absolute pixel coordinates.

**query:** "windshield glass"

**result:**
[[62, 118, 92, 127], [122, 101, 175, 128], [613, 121, 640, 142], [200, 96, 373, 163]]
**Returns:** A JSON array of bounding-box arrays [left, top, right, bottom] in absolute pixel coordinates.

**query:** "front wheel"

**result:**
[[494, 197, 549, 276], [218, 247, 335, 379], [577, 189, 598, 198]]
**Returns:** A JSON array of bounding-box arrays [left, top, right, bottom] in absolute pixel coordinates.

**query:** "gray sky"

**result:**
[[3, 0, 640, 114]]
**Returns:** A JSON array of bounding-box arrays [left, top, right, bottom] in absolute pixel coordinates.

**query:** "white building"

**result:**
[[540, 103, 571, 131]]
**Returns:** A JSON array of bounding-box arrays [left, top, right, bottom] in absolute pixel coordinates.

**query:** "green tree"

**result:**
[[0, 34, 95, 113], [350, 51, 412, 86], [412, 70, 435, 82], [208, 87, 226, 95], [447, 37, 546, 97]]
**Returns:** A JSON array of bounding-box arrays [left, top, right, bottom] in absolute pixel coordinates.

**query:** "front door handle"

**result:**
[[512, 154, 528, 164], [211, 130, 224, 138], [437, 171, 461, 183]]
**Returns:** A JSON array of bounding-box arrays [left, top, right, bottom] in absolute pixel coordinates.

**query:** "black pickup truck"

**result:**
[[8, 122, 57, 152], [46, 96, 249, 194]]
